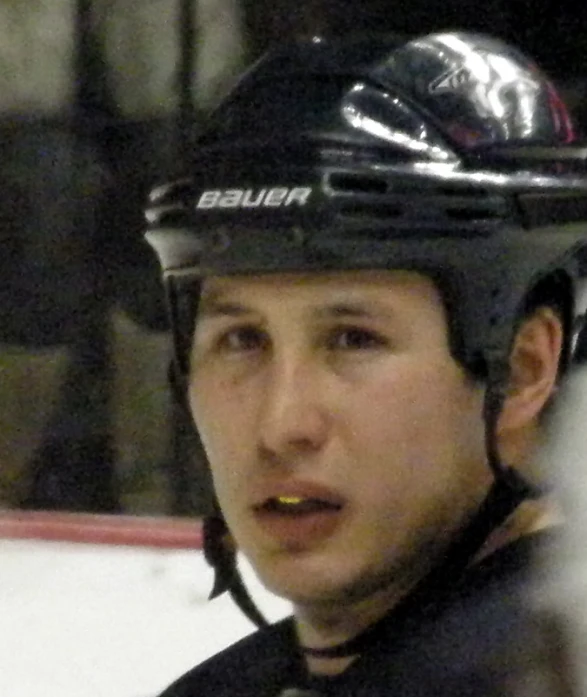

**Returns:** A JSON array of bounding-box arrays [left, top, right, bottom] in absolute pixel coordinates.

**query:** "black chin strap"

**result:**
[[203, 513, 270, 629], [482, 379, 543, 500]]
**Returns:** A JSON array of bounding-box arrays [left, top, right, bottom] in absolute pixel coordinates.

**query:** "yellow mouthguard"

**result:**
[[277, 496, 304, 505]]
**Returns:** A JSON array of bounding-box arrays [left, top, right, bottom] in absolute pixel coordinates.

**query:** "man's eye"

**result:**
[[329, 327, 387, 350], [218, 326, 266, 352]]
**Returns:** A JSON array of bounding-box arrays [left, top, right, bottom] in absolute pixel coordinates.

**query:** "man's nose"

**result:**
[[257, 353, 331, 463]]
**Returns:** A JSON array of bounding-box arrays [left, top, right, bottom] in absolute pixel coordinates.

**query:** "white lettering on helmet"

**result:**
[[197, 190, 221, 208], [264, 188, 289, 207], [241, 189, 267, 207], [196, 186, 312, 210], [217, 189, 244, 208], [285, 187, 312, 206]]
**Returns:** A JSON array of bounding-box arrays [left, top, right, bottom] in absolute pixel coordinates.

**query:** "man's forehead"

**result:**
[[197, 270, 443, 320], [199, 269, 434, 297]]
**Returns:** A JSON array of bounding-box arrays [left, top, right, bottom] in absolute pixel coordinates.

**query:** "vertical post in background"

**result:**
[[22, 0, 120, 512], [163, 0, 212, 516], [178, 0, 196, 140]]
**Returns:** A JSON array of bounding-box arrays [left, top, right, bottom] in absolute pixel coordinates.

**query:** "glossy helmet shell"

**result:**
[[146, 31, 587, 380]]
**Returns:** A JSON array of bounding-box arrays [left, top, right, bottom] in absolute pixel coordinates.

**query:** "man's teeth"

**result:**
[[265, 496, 340, 513], [277, 496, 304, 505]]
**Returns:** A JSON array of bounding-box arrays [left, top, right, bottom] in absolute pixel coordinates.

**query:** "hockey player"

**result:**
[[145, 31, 587, 696]]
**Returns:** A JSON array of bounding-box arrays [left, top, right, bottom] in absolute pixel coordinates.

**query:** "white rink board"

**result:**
[[0, 538, 290, 697]]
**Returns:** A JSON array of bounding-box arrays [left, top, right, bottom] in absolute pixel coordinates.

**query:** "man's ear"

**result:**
[[497, 307, 564, 435]]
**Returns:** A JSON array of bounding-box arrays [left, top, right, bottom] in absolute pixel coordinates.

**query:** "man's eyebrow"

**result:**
[[197, 294, 252, 319], [317, 303, 368, 317], [313, 301, 393, 320], [196, 294, 395, 320]]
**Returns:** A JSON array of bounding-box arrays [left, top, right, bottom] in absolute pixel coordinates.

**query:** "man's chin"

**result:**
[[256, 560, 395, 611], [252, 557, 353, 606]]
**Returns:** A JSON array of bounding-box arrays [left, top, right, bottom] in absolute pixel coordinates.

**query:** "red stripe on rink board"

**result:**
[[0, 510, 204, 549]]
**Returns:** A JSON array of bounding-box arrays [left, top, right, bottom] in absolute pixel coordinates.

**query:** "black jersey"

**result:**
[[159, 534, 550, 697]]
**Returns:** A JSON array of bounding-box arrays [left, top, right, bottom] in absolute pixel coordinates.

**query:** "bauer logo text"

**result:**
[[196, 187, 312, 210]]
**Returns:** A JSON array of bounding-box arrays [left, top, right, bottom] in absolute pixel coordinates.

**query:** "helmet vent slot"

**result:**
[[328, 173, 388, 195], [436, 185, 490, 198], [446, 206, 504, 222], [337, 202, 403, 219]]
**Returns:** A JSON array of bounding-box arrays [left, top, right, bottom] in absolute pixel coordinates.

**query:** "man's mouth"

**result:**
[[259, 496, 343, 515], [252, 492, 345, 545]]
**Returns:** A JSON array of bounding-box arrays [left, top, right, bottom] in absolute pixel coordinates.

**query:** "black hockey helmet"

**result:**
[[145, 31, 587, 629]]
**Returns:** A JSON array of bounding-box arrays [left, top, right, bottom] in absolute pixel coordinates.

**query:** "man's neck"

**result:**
[[294, 578, 415, 676]]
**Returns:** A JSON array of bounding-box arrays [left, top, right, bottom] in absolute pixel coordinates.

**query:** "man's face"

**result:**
[[189, 270, 491, 609]]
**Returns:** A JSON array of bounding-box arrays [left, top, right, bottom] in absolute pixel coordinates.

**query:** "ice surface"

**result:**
[[0, 538, 290, 697]]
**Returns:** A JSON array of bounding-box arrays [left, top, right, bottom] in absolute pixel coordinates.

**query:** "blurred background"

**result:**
[[1, 0, 587, 518]]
